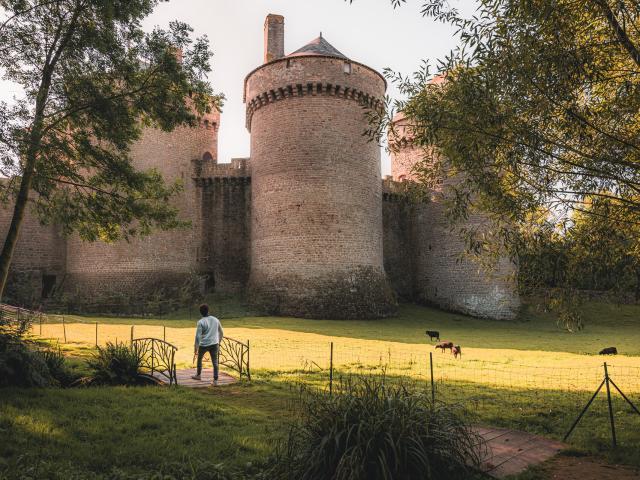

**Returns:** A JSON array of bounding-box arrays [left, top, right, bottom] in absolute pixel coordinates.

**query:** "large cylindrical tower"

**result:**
[[244, 21, 396, 319]]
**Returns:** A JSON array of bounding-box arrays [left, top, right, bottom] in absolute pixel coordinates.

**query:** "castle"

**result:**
[[0, 15, 520, 320]]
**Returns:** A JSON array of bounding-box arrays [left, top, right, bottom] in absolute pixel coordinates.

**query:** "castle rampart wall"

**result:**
[[0, 191, 66, 305], [388, 115, 520, 319], [382, 184, 416, 299], [197, 159, 251, 293], [64, 114, 219, 299]]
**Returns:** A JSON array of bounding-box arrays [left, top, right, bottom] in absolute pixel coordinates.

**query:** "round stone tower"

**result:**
[[244, 15, 396, 319]]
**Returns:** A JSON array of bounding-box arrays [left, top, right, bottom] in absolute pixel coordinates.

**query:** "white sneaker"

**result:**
[[212, 380, 219, 386], [191, 375, 201, 380]]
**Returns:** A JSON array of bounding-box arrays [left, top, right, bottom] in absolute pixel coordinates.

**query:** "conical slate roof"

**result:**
[[288, 34, 348, 59]]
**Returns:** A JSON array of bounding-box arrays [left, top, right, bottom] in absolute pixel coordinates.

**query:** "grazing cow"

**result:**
[[452, 345, 462, 359], [425, 330, 440, 342], [599, 347, 618, 355], [435, 341, 454, 353]]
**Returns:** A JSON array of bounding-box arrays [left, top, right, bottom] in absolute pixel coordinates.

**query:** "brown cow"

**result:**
[[435, 341, 454, 353], [452, 345, 462, 359]]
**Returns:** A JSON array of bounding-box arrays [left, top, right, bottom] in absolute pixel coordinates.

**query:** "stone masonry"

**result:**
[[0, 15, 520, 320]]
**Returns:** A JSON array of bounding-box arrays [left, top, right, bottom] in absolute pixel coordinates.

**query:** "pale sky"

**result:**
[[1, 0, 475, 175]]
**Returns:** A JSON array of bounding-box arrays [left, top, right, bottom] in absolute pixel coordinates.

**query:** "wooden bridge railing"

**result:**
[[219, 336, 251, 380], [132, 337, 178, 386]]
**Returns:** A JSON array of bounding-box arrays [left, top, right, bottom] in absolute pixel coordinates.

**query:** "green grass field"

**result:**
[[3, 298, 640, 478]]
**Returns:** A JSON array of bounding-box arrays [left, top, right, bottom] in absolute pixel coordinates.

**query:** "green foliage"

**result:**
[[518, 197, 640, 327], [0, 304, 74, 387], [0, 456, 270, 480], [375, 0, 640, 301], [0, 384, 290, 476], [86, 341, 146, 386], [40, 346, 76, 386], [0, 340, 52, 387], [0, 0, 224, 298], [272, 376, 483, 480]]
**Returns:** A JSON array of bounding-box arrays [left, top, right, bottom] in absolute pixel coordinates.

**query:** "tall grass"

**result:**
[[272, 376, 484, 480]]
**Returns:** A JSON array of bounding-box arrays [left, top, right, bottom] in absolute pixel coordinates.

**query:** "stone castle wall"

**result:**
[[0, 190, 66, 305], [64, 111, 219, 299], [198, 160, 251, 293], [387, 114, 520, 320], [245, 55, 396, 318]]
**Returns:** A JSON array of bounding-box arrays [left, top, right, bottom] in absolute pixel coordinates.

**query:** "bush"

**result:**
[[0, 307, 74, 388], [272, 376, 484, 480], [0, 340, 52, 388], [86, 342, 150, 386]]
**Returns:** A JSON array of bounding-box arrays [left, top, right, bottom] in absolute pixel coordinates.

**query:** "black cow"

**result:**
[[599, 347, 618, 355], [425, 330, 440, 342]]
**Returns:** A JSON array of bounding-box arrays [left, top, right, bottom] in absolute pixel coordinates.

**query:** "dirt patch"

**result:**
[[543, 456, 640, 480]]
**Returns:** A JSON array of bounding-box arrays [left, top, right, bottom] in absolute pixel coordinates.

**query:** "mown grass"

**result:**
[[47, 297, 640, 356], [0, 382, 291, 477]]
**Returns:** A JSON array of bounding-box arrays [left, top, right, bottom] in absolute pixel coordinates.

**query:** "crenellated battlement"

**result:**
[[245, 81, 383, 130]]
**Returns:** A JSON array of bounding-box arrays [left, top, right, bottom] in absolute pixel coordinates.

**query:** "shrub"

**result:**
[[0, 307, 74, 388], [0, 340, 52, 388], [272, 376, 484, 480], [86, 342, 149, 386]]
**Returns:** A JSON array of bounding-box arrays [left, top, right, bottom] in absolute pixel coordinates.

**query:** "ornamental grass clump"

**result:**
[[274, 376, 484, 480], [86, 341, 149, 386]]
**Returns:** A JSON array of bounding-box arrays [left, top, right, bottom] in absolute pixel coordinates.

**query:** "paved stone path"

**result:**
[[476, 426, 566, 478]]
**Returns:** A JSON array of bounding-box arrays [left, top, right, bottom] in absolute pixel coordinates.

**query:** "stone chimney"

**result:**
[[264, 14, 285, 63]]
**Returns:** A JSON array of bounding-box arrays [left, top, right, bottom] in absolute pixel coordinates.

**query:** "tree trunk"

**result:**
[[0, 135, 42, 300], [0, 3, 83, 301]]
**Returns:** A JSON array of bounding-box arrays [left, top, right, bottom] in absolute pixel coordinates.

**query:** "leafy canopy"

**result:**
[[376, 0, 640, 253], [0, 0, 222, 242]]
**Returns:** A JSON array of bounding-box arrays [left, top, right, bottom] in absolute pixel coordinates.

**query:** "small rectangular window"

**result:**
[[343, 62, 352, 74]]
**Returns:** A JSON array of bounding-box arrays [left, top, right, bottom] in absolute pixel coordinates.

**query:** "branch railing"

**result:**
[[219, 336, 251, 380], [132, 337, 178, 386]]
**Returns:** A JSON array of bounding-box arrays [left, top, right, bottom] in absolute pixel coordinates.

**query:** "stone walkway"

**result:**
[[476, 426, 566, 478]]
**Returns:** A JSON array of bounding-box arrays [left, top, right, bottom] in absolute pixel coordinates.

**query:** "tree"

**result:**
[[375, 0, 640, 259], [0, 0, 222, 299]]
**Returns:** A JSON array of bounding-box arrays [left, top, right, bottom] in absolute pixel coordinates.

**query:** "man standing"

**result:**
[[191, 304, 224, 386]]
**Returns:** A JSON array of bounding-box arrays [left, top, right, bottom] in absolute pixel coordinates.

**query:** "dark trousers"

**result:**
[[196, 343, 219, 380]]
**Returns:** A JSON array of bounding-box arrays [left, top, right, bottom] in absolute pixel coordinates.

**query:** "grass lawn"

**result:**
[[0, 382, 290, 478], [4, 298, 639, 478], [43, 298, 640, 355]]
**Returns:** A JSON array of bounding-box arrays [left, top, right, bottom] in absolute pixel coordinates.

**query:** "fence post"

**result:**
[[246, 339, 251, 381], [39, 314, 43, 336], [95, 322, 98, 347], [604, 362, 617, 448], [329, 341, 334, 396], [430, 352, 435, 404], [130, 325, 134, 344], [163, 325, 166, 342], [62, 316, 67, 343]]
